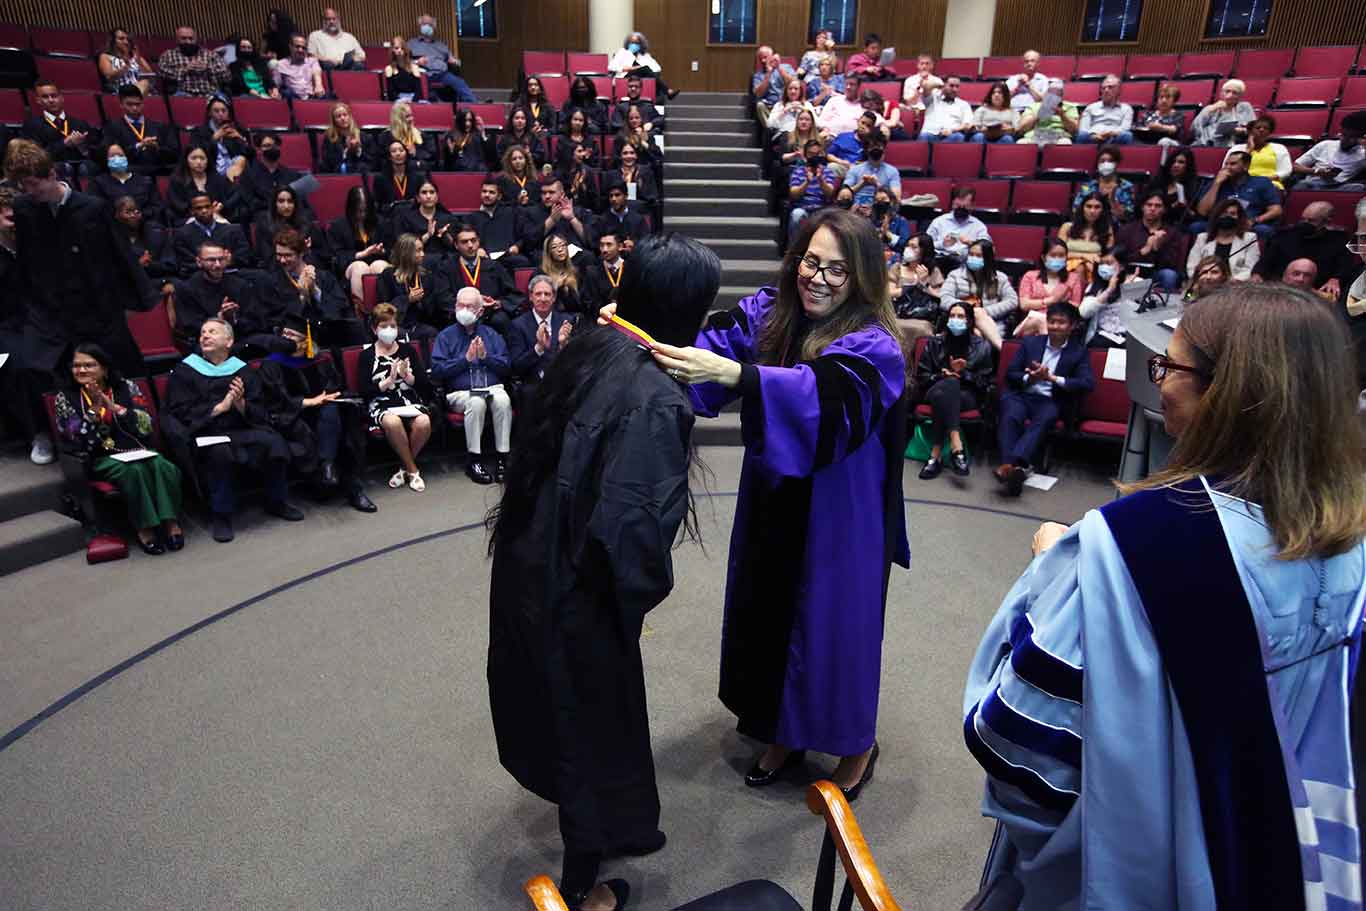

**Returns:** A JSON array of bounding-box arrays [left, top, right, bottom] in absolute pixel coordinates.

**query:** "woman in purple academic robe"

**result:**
[[650, 207, 910, 799]]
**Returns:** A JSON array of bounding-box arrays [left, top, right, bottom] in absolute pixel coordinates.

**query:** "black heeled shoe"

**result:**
[[839, 741, 879, 802], [136, 533, 165, 556], [564, 878, 630, 911], [744, 749, 806, 787]]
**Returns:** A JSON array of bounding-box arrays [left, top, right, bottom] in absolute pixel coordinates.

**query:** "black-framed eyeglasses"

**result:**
[[797, 255, 850, 288], [1148, 354, 1210, 384]]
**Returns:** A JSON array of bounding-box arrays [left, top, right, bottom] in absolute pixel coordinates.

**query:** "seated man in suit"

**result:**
[[102, 85, 179, 177], [262, 226, 366, 347], [583, 230, 628, 307], [995, 301, 1094, 496], [22, 81, 100, 180], [173, 192, 253, 277], [597, 181, 648, 252], [507, 274, 574, 388], [430, 286, 513, 485], [469, 177, 530, 268], [172, 239, 288, 356], [449, 221, 523, 336]]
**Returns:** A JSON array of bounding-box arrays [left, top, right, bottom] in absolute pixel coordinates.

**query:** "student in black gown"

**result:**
[[238, 132, 303, 218], [388, 178, 458, 267], [440, 109, 495, 173], [582, 230, 628, 308], [328, 184, 391, 308], [487, 233, 721, 911], [604, 138, 658, 218], [89, 143, 164, 225], [113, 195, 176, 283], [167, 145, 242, 225], [170, 237, 286, 355], [251, 185, 315, 267], [559, 76, 608, 134], [173, 192, 253, 277], [497, 144, 538, 209], [375, 232, 454, 340], [497, 107, 547, 170], [373, 139, 426, 213], [317, 101, 376, 175], [597, 182, 649, 250], [469, 177, 530, 268], [0, 185, 50, 464], [101, 84, 179, 177], [555, 109, 601, 172], [520, 76, 559, 135], [261, 226, 364, 346], [559, 142, 602, 215], [609, 75, 662, 134], [450, 222, 522, 335]]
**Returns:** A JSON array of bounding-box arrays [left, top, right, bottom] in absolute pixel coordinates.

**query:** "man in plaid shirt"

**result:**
[[157, 26, 229, 97]]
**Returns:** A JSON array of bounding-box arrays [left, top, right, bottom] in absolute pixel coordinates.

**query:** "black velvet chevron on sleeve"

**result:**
[[806, 353, 884, 471]]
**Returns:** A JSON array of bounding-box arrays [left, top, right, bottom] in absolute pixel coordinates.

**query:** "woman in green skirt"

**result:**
[[54, 343, 184, 555]]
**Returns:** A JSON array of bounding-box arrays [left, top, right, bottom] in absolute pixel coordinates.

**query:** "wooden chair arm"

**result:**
[[524, 874, 571, 911], [806, 780, 903, 911]]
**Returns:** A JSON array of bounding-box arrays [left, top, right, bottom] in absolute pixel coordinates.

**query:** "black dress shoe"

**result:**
[[840, 741, 879, 803], [493, 454, 508, 483], [137, 534, 165, 555], [950, 450, 970, 476], [608, 829, 666, 858], [744, 749, 806, 787], [348, 490, 377, 513], [165, 531, 185, 551], [564, 879, 631, 911], [319, 460, 339, 486], [918, 456, 942, 480], [466, 460, 494, 485], [265, 500, 306, 521], [212, 513, 235, 543]]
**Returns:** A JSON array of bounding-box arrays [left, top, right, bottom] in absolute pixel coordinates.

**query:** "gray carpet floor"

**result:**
[[0, 446, 1116, 910]]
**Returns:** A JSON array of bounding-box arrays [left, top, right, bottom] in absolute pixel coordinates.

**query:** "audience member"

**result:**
[[168, 146, 241, 228], [113, 195, 176, 281], [1253, 202, 1349, 295], [98, 27, 154, 96], [382, 101, 436, 170], [1185, 253, 1232, 300], [1016, 237, 1084, 337], [1079, 249, 1129, 345], [1344, 200, 1366, 358], [941, 239, 1016, 349], [1188, 197, 1260, 280], [228, 36, 279, 98], [927, 186, 991, 263], [171, 236, 268, 348], [252, 186, 314, 265], [825, 111, 877, 175], [609, 31, 676, 99], [520, 76, 557, 135], [383, 36, 425, 102], [787, 138, 838, 233], [796, 30, 838, 81], [523, 176, 597, 257], [308, 8, 365, 70], [508, 273, 575, 389], [817, 74, 866, 136], [537, 234, 588, 315], [430, 287, 513, 484], [1153, 146, 1200, 226], [994, 301, 1094, 495], [265, 226, 361, 345], [598, 182, 648, 250], [1116, 190, 1188, 291], [560, 143, 602, 213], [450, 222, 521, 334], [317, 102, 373, 174], [869, 187, 912, 252], [893, 232, 945, 342], [971, 82, 1018, 143], [374, 141, 426, 211], [262, 9, 300, 61], [1279, 258, 1337, 301], [1072, 145, 1135, 222], [610, 76, 662, 134], [1006, 50, 1049, 112], [497, 145, 538, 207], [752, 46, 797, 126], [361, 303, 435, 490], [55, 343, 184, 553], [161, 317, 307, 542], [326, 184, 389, 308], [918, 76, 973, 143], [158, 26, 230, 97], [468, 179, 527, 266], [441, 110, 493, 173], [104, 85, 179, 176], [1134, 84, 1184, 148], [583, 232, 627, 307], [498, 107, 547, 169], [916, 301, 992, 480], [376, 233, 450, 338], [613, 106, 661, 174], [1224, 114, 1291, 188], [391, 179, 456, 264], [189, 95, 252, 181], [1076, 76, 1133, 145], [900, 54, 942, 111], [1191, 78, 1256, 146], [1058, 192, 1114, 281], [240, 133, 303, 217], [89, 144, 163, 225], [557, 109, 601, 170], [408, 14, 476, 102], [23, 81, 99, 179], [563, 77, 610, 135], [1292, 111, 1366, 190], [766, 79, 811, 134], [843, 136, 898, 206], [1018, 79, 1079, 145], [1195, 150, 1281, 239], [605, 141, 658, 212], [806, 55, 845, 107], [776, 107, 821, 172], [844, 33, 895, 82]]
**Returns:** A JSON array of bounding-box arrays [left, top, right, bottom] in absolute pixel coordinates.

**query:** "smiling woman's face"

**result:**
[[797, 225, 853, 318]]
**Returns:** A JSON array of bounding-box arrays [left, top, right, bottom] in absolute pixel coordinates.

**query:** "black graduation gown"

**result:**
[[375, 266, 454, 338], [22, 114, 100, 169], [583, 259, 626, 308], [497, 172, 538, 209], [172, 219, 254, 276], [372, 167, 427, 214], [438, 131, 495, 173], [167, 172, 243, 224], [129, 224, 178, 281], [469, 205, 525, 257], [559, 165, 602, 214], [238, 162, 304, 217], [389, 204, 458, 264], [102, 116, 180, 176], [88, 172, 165, 225], [262, 264, 365, 346], [496, 132, 547, 169], [597, 207, 649, 245], [488, 326, 694, 854], [258, 355, 366, 479], [171, 272, 284, 351], [446, 255, 523, 320], [318, 133, 377, 175], [519, 204, 599, 257]]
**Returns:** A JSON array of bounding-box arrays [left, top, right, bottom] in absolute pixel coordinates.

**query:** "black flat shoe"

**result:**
[[950, 450, 970, 476], [466, 461, 494, 485], [348, 490, 377, 513], [137, 535, 165, 555], [744, 749, 806, 787], [564, 879, 631, 911], [918, 456, 942, 480], [839, 741, 879, 803], [165, 531, 185, 551], [608, 829, 666, 859], [265, 500, 306, 521]]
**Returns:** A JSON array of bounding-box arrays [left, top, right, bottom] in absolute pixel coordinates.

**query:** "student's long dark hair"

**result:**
[[345, 184, 380, 238], [487, 233, 722, 554], [1157, 147, 1199, 211], [1069, 191, 1114, 249]]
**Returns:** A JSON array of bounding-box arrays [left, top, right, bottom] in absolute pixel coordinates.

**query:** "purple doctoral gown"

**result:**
[[691, 287, 910, 756]]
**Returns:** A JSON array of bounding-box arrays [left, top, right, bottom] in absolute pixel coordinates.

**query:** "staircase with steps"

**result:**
[[0, 449, 84, 576], [664, 93, 782, 309]]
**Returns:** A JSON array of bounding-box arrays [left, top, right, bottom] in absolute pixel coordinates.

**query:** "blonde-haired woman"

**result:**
[[964, 283, 1366, 908], [380, 99, 434, 169], [766, 78, 810, 133], [319, 102, 374, 174], [539, 234, 587, 314]]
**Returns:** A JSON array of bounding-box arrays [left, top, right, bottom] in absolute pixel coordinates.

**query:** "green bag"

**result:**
[[904, 418, 970, 463]]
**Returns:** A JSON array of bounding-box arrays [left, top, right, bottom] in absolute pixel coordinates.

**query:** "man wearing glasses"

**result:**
[[1343, 197, 1366, 386]]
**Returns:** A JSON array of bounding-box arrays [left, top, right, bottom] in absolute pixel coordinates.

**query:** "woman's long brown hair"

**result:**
[[1119, 284, 1366, 559], [758, 208, 900, 365]]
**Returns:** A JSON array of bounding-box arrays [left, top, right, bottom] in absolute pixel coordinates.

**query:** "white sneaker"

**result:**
[[388, 468, 407, 488], [29, 435, 54, 465]]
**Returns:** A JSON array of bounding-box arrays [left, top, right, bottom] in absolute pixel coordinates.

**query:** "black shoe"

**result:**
[[1006, 465, 1027, 498], [840, 741, 880, 803], [493, 454, 508, 483], [212, 513, 235, 543], [348, 490, 377, 513], [137, 534, 165, 555], [608, 829, 666, 859], [166, 532, 185, 551], [918, 456, 942, 480], [564, 879, 631, 911], [319, 460, 339, 486], [666, 88, 680, 100], [744, 749, 807, 787], [950, 450, 970, 476], [466, 460, 494, 485], [265, 500, 306, 521]]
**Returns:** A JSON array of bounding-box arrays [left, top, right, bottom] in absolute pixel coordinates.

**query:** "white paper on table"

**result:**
[[110, 449, 157, 463], [489, 250, 505, 260], [0, 352, 8, 369], [196, 435, 231, 447], [1102, 347, 1127, 381], [1024, 473, 1058, 491], [567, 243, 583, 258], [384, 405, 422, 419], [1099, 330, 1126, 345], [1160, 317, 1180, 330]]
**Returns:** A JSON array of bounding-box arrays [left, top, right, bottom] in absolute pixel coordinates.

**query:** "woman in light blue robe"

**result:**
[[964, 284, 1366, 911]]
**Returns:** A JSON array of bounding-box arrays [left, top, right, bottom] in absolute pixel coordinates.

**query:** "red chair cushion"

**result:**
[[1078, 419, 1127, 438]]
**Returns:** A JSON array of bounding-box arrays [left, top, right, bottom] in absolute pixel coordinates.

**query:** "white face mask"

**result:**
[[1097, 161, 1117, 177], [455, 308, 479, 327], [376, 326, 398, 344]]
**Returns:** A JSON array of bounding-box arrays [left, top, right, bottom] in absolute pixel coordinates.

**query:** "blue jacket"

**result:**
[[430, 323, 510, 391], [1005, 335, 1095, 401]]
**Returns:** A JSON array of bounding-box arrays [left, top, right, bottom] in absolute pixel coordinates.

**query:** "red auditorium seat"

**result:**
[[1342, 77, 1366, 108], [1177, 51, 1234, 79], [167, 95, 205, 129], [462, 103, 509, 129], [930, 142, 983, 179], [1118, 80, 1158, 109], [1268, 108, 1331, 142], [884, 141, 929, 175], [136, 35, 175, 60], [0, 89, 24, 126], [866, 82, 900, 105], [329, 70, 383, 101], [1293, 45, 1360, 79], [911, 338, 984, 424], [432, 173, 483, 211], [277, 133, 314, 170], [1061, 81, 1095, 105], [361, 45, 389, 71], [134, 94, 172, 125], [35, 56, 102, 93], [30, 27, 93, 58], [1117, 145, 1161, 181], [411, 102, 455, 131], [126, 299, 180, 366], [1008, 181, 1070, 222], [0, 24, 27, 50], [980, 56, 1017, 80], [360, 274, 379, 315], [984, 143, 1038, 178], [956, 82, 990, 105], [1076, 349, 1130, 442], [349, 101, 393, 129], [233, 97, 292, 131], [938, 57, 980, 81], [292, 99, 335, 131], [1125, 54, 1177, 81], [1273, 77, 1342, 108], [900, 178, 951, 211], [514, 268, 534, 294], [309, 174, 365, 222], [523, 50, 566, 76], [1039, 145, 1096, 179], [537, 74, 570, 108], [1190, 146, 1228, 178], [1171, 79, 1215, 107], [63, 92, 103, 125], [1233, 48, 1294, 80], [1284, 190, 1360, 230], [568, 52, 609, 75], [1330, 106, 1366, 135], [955, 180, 1009, 216], [1039, 56, 1076, 80], [1076, 55, 1125, 81], [1238, 79, 1277, 111]]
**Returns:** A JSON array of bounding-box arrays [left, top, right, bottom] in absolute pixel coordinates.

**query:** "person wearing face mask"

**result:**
[[1016, 237, 1084, 337], [307, 8, 366, 71], [1079, 249, 1129, 347], [608, 31, 678, 101], [893, 232, 946, 345], [1195, 150, 1282, 241], [927, 186, 991, 264], [1252, 201, 1351, 296], [1072, 145, 1135, 222], [841, 137, 899, 207], [788, 139, 838, 235], [406, 15, 476, 103], [870, 188, 912, 253], [1293, 112, 1366, 191], [430, 287, 513, 484], [238, 134, 305, 218], [915, 301, 993, 480], [156, 26, 230, 98], [90, 143, 163, 226], [1188, 198, 1260, 281], [941, 239, 1016, 351], [360, 303, 435, 491], [228, 38, 279, 98]]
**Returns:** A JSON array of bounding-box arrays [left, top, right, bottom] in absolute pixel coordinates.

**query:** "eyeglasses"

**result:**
[[1346, 234, 1366, 257], [1148, 354, 1210, 384], [797, 255, 850, 288]]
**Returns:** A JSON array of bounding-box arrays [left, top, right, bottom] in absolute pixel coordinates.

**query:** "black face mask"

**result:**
[[837, 197, 854, 210], [1214, 214, 1238, 231], [872, 201, 890, 218], [262, 147, 282, 163], [179, 43, 199, 57], [806, 154, 827, 168], [866, 146, 885, 161]]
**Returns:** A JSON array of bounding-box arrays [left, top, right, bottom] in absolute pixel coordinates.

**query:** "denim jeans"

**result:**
[[1076, 130, 1133, 145], [921, 131, 965, 143], [427, 70, 477, 103], [970, 133, 1015, 143]]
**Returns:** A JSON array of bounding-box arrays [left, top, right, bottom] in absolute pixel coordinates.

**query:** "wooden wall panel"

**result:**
[[459, 0, 590, 91], [635, 0, 948, 93], [991, 0, 1366, 57]]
